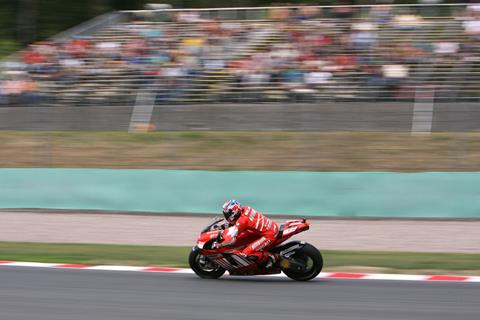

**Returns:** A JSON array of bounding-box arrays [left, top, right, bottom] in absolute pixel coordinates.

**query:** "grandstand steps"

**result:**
[[9, 7, 480, 105]]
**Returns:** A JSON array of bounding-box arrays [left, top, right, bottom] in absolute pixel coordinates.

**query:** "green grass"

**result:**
[[2, 131, 480, 171], [1, 242, 480, 274], [323, 250, 480, 272], [0, 242, 191, 267]]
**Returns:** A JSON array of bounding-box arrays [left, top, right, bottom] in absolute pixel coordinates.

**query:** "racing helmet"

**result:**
[[222, 200, 241, 223]]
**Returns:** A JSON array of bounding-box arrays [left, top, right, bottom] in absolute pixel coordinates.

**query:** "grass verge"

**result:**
[[1, 242, 479, 275], [2, 131, 480, 171]]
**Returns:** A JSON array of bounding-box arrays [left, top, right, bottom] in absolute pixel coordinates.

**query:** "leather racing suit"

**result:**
[[219, 206, 279, 263]]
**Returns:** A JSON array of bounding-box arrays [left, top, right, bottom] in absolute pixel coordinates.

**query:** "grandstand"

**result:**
[[2, 3, 480, 107]]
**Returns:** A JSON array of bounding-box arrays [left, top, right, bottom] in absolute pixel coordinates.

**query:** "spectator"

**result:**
[[463, 16, 480, 39], [369, 3, 393, 23], [2, 3, 478, 105], [434, 40, 459, 60], [350, 22, 378, 52], [364, 64, 385, 96], [242, 71, 270, 101], [0, 80, 7, 105], [382, 64, 409, 97], [392, 10, 424, 30], [333, 53, 358, 72], [269, 6, 291, 21], [332, 2, 355, 20], [304, 67, 332, 87], [293, 5, 322, 20], [176, 11, 203, 23], [400, 42, 430, 64]]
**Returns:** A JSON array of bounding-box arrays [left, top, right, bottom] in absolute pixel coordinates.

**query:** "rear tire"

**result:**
[[189, 248, 226, 279], [281, 243, 323, 281]]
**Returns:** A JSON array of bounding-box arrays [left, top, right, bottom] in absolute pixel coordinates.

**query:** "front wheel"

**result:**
[[189, 248, 226, 279], [281, 243, 323, 281]]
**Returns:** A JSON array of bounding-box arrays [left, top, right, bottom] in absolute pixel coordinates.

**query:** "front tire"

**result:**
[[281, 243, 323, 281], [189, 248, 226, 279]]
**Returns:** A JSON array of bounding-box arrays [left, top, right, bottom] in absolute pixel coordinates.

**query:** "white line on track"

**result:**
[[0, 260, 478, 282]]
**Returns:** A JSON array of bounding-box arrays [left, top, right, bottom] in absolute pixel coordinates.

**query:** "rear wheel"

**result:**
[[281, 243, 323, 281], [189, 248, 225, 279]]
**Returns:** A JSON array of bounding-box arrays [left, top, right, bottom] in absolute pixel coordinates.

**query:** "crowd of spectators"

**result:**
[[2, 2, 480, 106]]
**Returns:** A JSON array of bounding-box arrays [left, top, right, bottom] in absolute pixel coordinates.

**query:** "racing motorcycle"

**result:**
[[189, 217, 323, 281]]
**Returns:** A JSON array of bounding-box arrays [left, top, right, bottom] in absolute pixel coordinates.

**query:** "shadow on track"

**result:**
[[188, 275, 331, 284]]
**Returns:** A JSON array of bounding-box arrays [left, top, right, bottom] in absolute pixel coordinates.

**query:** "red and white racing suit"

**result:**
[[220, 206, 279, 263]]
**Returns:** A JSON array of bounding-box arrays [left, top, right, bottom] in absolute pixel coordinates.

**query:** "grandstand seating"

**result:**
[[3, 4, 480, 106]]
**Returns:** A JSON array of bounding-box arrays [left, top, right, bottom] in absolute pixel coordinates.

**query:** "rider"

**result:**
[[215, 199, 280, 269]]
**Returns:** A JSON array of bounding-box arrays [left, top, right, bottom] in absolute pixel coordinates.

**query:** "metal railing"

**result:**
[[125, 3, 469, 21], [2, 3, 480, 108]]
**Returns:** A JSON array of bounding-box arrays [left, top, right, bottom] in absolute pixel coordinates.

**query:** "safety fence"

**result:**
[[2, 3, 480, 109]]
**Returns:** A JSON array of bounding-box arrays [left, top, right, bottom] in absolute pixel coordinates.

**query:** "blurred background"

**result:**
[[1, 3, 480, 319], [1, 1, 480, 171], [1, 0, 480, 269]]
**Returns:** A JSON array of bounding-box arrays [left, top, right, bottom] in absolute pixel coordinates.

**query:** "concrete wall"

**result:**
[[1, 102, 479, 131], [1, 168, 480, 218]]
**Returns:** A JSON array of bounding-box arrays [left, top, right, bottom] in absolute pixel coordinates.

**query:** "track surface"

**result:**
[[1, 267, 479, 320]]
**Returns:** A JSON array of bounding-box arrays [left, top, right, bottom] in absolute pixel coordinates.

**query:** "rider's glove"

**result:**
[[216, 230, 223, 242], [211, 231, 223, 249]]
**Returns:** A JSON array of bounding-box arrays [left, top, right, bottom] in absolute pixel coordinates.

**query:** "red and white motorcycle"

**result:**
[[189, 217, 323, 281]]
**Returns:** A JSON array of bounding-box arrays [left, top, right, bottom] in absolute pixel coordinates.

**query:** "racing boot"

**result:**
[[264, 253, 281, 269]]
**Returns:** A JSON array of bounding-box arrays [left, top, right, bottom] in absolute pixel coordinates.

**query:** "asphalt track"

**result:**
[[1, 267, 479, 320]]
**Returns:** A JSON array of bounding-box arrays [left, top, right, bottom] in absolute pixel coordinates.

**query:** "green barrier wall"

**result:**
[[0, 169, 479, 218]]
